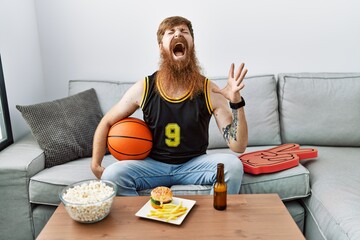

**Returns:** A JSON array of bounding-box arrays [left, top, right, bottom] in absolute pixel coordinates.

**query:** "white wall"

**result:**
[[0, 0, 45, 140], [2, 0, 360, 141], [35, 0, 360, 101]]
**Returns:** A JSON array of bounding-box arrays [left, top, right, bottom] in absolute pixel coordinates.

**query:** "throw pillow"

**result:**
[[16, 88, 103, 168]]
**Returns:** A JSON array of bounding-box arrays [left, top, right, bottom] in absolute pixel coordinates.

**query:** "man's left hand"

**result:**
[[212, 63, 248, 103]]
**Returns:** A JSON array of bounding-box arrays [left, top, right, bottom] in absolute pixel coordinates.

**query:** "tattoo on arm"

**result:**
[[222, 109, 238, 143]]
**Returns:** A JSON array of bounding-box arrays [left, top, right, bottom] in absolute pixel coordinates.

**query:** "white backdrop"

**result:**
[[1, 0, 360, 140], [35, 0, 360, 99]]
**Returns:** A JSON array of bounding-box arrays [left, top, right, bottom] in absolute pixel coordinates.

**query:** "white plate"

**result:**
[[135, 197, 196, 225]]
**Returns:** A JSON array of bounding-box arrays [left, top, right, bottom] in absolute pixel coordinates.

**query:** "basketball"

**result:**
[[107, 117, 153, 160]]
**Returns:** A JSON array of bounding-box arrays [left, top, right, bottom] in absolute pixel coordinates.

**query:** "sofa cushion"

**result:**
[[69, 80, 143, 119], [278, 73, 360, 146], [301, 146, 360, 240], [29, 146, 310, 206], [207, 147, 310, 200], [29, 155, 118, 205], [284, 200, 305, 232], [16, 89, 103, 168], [209, 75, 281, 148], [69, 80, 129, 113], [236, 146, 310, 200]]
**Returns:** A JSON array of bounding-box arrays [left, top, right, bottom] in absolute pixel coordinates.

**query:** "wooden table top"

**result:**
[[37, 194, 305, 240]]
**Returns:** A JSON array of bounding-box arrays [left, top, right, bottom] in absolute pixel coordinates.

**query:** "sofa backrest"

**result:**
[[69, 80, 143, 120], [208, 75, 281, 148], [69, 74, 282, 149], [278, 72, 360, 146]]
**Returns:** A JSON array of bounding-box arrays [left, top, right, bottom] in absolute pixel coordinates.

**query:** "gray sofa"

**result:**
[[1, 72, 359, 240]]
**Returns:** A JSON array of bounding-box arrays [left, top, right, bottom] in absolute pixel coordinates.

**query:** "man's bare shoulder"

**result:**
[[129, 78, 146, 92], [118, 78, 146, 106]]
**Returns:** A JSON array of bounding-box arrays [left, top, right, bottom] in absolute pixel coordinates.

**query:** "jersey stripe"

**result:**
[[204, 78, 213, 114], [156, 77, 192, 103], [140, 77, 149, 109]]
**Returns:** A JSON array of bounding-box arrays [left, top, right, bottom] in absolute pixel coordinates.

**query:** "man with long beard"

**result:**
[[91, 16, 248, 195]]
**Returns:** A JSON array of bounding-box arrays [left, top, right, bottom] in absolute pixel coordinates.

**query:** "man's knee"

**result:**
[[102, 162, 130, 182], [222, 154, 243, 175]]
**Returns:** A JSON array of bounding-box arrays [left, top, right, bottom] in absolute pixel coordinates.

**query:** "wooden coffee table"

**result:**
[[37, 194, 304, 239]]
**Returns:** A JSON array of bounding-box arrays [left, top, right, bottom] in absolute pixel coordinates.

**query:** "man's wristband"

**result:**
[[229, 97, 245, 109]]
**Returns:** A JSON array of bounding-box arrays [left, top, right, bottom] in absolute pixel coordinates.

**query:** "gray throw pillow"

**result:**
[[16, 88, 103, 168]]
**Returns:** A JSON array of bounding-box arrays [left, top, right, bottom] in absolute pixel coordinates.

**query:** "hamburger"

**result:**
[[150, 186, 173, 209]]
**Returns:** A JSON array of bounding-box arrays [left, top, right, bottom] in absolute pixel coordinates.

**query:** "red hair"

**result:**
[[157, 16, 194, 44]]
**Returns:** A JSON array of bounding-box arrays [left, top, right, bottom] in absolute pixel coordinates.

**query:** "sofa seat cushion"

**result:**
[[30, 147, 310, 206], [301, 146, 360, 240], [29, 155, 117, 205], [240, 164, 310, 201], [236, 146, 310, 200], [208, 147, 310, 200]]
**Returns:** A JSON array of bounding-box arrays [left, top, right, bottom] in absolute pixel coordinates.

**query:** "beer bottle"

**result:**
[[213, 163, 227, 210]]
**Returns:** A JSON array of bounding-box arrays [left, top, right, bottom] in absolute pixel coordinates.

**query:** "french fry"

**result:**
[[147, 201, 188, 221]]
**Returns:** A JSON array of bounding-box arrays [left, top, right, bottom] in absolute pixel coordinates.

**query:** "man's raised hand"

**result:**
[[212, 63, 248, 103]]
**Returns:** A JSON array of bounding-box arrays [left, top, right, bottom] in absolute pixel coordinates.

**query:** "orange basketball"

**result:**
[[107, 117, 153, 160]]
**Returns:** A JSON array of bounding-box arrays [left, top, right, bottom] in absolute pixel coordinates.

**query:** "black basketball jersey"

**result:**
[[140, 72, 213, 164]]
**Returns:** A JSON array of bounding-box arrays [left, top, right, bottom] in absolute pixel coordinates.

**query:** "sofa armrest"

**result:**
[[0, 133, 45, 240], [0, 133, 45, 174]]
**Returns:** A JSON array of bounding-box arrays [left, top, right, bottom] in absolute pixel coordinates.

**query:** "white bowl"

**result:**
[[59, 179, 117, 223]]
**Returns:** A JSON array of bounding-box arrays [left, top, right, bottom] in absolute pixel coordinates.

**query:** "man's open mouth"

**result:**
[[173, 43, 186, 57]]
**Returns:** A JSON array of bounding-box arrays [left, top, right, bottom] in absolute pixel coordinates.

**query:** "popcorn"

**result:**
[[61, 180, 116, 223]]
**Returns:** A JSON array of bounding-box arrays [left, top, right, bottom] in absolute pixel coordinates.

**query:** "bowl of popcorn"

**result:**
[[59, 179, 117, 223]]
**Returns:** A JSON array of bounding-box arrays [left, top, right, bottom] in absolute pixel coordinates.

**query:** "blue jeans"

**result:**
[[101, 153, 243, 195]]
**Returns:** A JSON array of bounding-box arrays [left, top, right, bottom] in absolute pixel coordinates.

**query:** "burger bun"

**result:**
[[150, 186, 173, 209]]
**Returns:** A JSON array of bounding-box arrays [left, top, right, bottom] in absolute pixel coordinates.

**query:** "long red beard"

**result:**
[[157, 38, 204, 99]]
